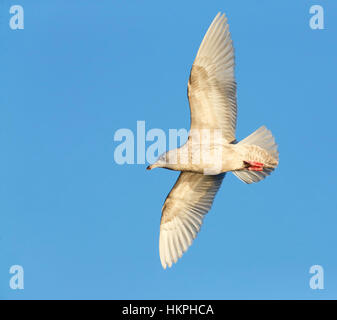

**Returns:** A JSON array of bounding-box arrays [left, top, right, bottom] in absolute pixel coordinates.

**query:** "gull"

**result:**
[[147, 12, 279, 269]]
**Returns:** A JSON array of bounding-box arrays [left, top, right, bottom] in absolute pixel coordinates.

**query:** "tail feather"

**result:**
[[233, 126, 279, 184]]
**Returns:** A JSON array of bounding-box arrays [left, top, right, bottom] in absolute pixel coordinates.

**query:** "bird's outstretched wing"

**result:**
[[188, 12, 237, 143], [159, 172, 225, 268]]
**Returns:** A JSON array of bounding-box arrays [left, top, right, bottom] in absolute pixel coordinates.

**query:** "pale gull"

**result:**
[[147, 12, 279, 269]]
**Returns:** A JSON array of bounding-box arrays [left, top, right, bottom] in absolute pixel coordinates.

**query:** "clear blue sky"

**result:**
[[1, 0, 336, 299]]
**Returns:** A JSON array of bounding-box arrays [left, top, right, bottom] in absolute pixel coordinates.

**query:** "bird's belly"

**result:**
[[180, 144, 243, 175]]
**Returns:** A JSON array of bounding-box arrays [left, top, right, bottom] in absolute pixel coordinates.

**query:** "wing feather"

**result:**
[[187, 12, 237, 143], [159, 172, 225, 268]]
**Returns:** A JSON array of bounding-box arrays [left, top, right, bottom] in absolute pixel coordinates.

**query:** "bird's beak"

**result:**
[[147, 162, 162, 170]]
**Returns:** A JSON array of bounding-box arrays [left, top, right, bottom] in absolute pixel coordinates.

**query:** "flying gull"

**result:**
[[147, 12, 279, 269]]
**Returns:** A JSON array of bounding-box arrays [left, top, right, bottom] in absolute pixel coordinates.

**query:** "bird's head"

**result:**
[[146, 150, 179, 170], [146, 152, 168, 170]]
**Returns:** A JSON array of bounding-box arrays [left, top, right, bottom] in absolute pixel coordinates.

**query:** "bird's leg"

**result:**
[[244, 161, 264, 172]]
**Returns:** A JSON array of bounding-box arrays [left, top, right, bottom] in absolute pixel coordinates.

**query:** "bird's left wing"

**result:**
[[187, 12, 237, 143], [159, 172, 225, 269]]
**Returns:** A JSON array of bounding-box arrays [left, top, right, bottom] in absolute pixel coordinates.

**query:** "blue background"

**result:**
[[0, 0, 336, 299]]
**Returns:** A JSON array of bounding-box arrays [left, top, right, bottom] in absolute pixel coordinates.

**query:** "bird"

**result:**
[[147, 12, 279, 269]]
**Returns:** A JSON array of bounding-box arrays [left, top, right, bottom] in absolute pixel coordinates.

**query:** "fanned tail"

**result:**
[[233, 126, 279, 184]]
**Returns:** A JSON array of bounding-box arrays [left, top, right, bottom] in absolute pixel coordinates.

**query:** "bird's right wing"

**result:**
[[159, 172, 225, 269], [187, 12, 237, 143]]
